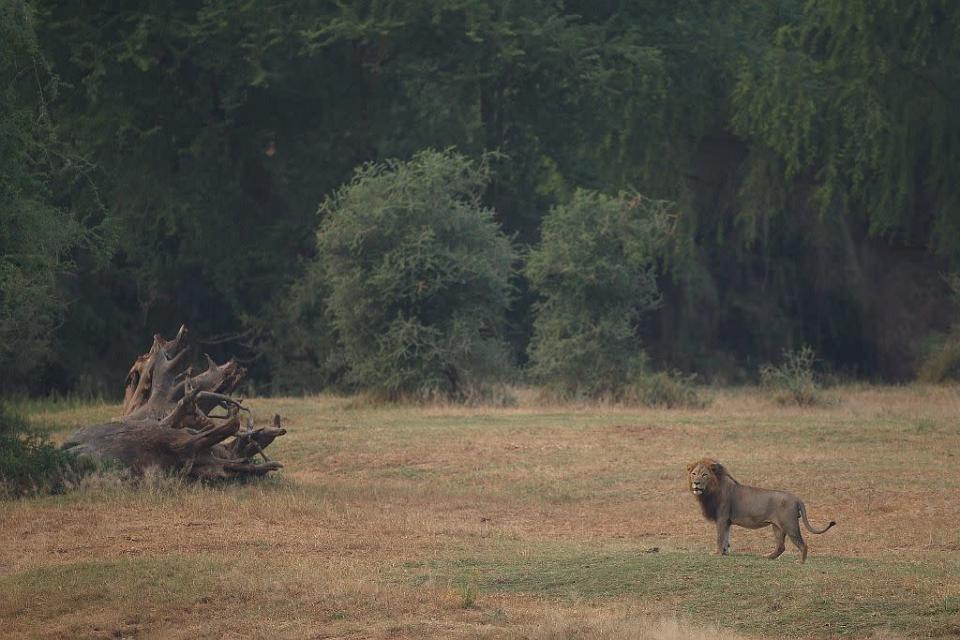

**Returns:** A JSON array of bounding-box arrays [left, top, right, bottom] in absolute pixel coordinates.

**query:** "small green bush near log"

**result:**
[[0, 405, 76, 497]]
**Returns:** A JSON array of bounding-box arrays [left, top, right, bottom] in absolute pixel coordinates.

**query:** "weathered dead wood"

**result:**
[[122, 325, 245, 422], [64, 326, 286, 481]]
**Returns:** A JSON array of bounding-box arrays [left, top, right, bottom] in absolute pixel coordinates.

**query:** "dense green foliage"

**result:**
[[733, 1, 960, 255], [260, 261, 345, 394], [0, 404, 75, 496], [0, 1, 105, 392], [306, 150, 514, 399], [2, 0, 959, 395], [527, 191, 672, 398]]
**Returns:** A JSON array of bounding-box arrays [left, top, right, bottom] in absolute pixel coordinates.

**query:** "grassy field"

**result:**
[[2, 386, 960, 639]]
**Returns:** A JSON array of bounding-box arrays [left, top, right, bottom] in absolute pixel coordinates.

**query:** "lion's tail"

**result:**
[[799, 501, 836, 534]]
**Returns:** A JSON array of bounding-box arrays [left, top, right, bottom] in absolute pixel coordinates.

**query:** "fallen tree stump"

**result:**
[[63, 326, 286, 481]]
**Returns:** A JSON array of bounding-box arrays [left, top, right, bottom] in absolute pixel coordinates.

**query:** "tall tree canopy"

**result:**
[[3, 0, 958, 393], [0, 0, 106, 392]]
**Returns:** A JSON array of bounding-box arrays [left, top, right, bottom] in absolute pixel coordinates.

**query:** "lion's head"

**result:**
[[687, 458, 723, 496], [687, 458, 725, 521]]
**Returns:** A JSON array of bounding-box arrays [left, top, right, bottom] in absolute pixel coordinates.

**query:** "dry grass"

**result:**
[[2, 385, 959, 638]]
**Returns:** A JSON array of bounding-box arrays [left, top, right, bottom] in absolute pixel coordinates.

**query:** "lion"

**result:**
[[687, 458, 835, 563]]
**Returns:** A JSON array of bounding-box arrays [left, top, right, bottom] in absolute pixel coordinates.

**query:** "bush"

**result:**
[[315, 149, 516, 400], [917, 336, 960, 383], [526, 190, 674, 399], [917, 273, 960, 383], [0, 405, 76, 497], [759, 346, 821, 406], [628, 371, 709, 409]]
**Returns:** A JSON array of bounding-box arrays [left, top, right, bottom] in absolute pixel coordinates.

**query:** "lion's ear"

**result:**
[[686, 461, 697, 473]]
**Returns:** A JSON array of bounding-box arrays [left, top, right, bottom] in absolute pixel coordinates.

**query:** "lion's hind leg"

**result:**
[[767, 525, 786, 559], [784, 521, 808, 563]]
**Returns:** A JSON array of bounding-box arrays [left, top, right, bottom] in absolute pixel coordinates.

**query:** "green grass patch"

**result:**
[[406, 546, 960, 638]]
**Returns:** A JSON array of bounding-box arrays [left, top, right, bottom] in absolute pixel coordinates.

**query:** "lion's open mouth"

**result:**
[[691, 487, 703, 495]]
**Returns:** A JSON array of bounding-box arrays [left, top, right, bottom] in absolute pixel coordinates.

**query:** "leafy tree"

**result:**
[[0, 0, 106, 392], [732, 0, 960, 259], [33, 0, 371, 388], [720, 0, 960, 377], [315, 149, 515, 399], [298, 0, 672, 241], [11, 0, 960, 392], [294, 0, 687, 366], [527, 190, 674, 398]]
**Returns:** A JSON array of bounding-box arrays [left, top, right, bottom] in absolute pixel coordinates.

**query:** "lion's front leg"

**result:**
[[715, 519, 731, 555]]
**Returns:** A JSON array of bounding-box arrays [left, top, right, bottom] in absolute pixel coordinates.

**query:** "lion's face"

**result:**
[[687, 459, 722, 497]]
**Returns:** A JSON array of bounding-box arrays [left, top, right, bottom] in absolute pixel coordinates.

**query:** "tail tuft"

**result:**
[[829, 521, 837, 526]]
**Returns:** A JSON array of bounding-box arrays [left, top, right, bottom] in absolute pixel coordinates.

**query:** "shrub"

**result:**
[[526, 190, 674, 399], [917, 273, 960, 383], [628, 371, 709, 409], [759, 346, 821, 406], [316, 149, 516, 400], [917, 336, 960, 383], [0, 405, 76, 497]]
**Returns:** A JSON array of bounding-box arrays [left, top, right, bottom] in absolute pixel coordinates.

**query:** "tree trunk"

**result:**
[[63, 326, 286, 481]]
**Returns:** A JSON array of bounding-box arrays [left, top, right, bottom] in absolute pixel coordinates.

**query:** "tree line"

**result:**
[[3, 0, 959, 398]]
